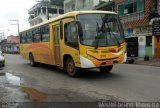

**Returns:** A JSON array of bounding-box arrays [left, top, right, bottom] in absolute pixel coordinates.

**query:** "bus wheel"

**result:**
[[65, 57, 80, 77], [99, 65, 113, 73], [29, 54, 36, 67]]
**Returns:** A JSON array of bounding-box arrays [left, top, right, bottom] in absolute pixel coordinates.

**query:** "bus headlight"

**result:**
[[86, 54, 95, 60]]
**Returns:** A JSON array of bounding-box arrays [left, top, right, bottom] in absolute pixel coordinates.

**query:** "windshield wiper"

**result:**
[[94, 15, 121, 48], [94, 22, 101, 49], [112, 32, 121, 46], [105, 22, 120, 46], [94, 20, 106, 49], [101, 15, 121, 46]]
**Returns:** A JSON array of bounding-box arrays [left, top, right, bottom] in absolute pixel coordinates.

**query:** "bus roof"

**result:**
[[20, 10, 117, 33]]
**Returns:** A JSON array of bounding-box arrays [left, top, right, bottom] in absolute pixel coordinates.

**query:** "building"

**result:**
[[1, 36, 20, 54], [151, 0, 160, 58], [64, 0, 110, 13], [157, 0, 160, 59], [114, 0, 155, 58], [28, 0, 64, 26], [95, 0, 115, 11], [95, 0, 160, 58]]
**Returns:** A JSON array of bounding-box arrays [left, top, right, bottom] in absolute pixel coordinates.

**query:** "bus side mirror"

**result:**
[[76, 21, 83, 37]]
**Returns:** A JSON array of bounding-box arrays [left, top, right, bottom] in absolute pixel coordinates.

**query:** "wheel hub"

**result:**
[[67, 63, 74, 74]]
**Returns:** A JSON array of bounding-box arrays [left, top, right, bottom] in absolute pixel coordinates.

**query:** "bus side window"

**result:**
[[41, 26, 50, 42], [33, 28, 41, 42], [21, 32, 27, 43], [64, 25, 68, 42], [60, 21, 63, 40], [20, 33, 22, 43], [26, 31, 32, 43], [64, 22, 78, 48]]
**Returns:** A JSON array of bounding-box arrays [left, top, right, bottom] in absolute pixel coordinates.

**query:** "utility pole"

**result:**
[[10, 19, 19, 35], [0, 30, 4, 40]]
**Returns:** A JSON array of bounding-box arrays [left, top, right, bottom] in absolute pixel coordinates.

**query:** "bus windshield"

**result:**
[[77, 13, 124, 47]]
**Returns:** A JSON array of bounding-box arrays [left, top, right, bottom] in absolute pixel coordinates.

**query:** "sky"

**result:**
[[0, 0, 37, 38]]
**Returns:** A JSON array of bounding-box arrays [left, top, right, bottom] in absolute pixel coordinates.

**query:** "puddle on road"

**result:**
[[1, 73, 48, 101], [22, 87, 48, 102], [0, 72, 48, 102], [0, 73, 99, 102], [21, 87, 69, 102], [21, 87, 97, 102], [5, 73, 21, 86]]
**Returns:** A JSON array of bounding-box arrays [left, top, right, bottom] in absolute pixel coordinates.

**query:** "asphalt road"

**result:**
[[1, 54, 160, 102]]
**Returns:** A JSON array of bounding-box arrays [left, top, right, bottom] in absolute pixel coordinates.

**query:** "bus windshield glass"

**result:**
[[77, 13, 124, 47]]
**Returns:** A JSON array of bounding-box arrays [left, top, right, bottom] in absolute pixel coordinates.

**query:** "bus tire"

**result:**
[[65, 57, 80, 77], [99, 65, 113, 73], [29, 54, 36, 67]]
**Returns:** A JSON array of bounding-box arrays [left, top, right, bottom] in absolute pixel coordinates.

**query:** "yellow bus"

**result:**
[[20, 11, 126, 77]]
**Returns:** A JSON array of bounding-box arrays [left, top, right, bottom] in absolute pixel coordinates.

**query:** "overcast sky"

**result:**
[[0, 0, 37, 37]]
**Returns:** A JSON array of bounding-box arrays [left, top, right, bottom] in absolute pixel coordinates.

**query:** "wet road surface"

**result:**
[[0, 71, 99, 102], [1, 54, 160, 106]]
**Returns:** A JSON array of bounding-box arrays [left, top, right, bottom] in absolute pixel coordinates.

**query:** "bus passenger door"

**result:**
[[53, 25, 61, 66]]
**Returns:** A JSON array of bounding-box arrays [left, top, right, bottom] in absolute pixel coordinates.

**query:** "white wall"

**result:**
[[93, 0, 100, 6], [64, 0, 76, 13], [64, 0, 100, 13], [138, 36, 146, 57]]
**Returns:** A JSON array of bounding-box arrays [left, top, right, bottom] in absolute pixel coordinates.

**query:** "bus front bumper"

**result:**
[[80, 53, 127, 68]]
